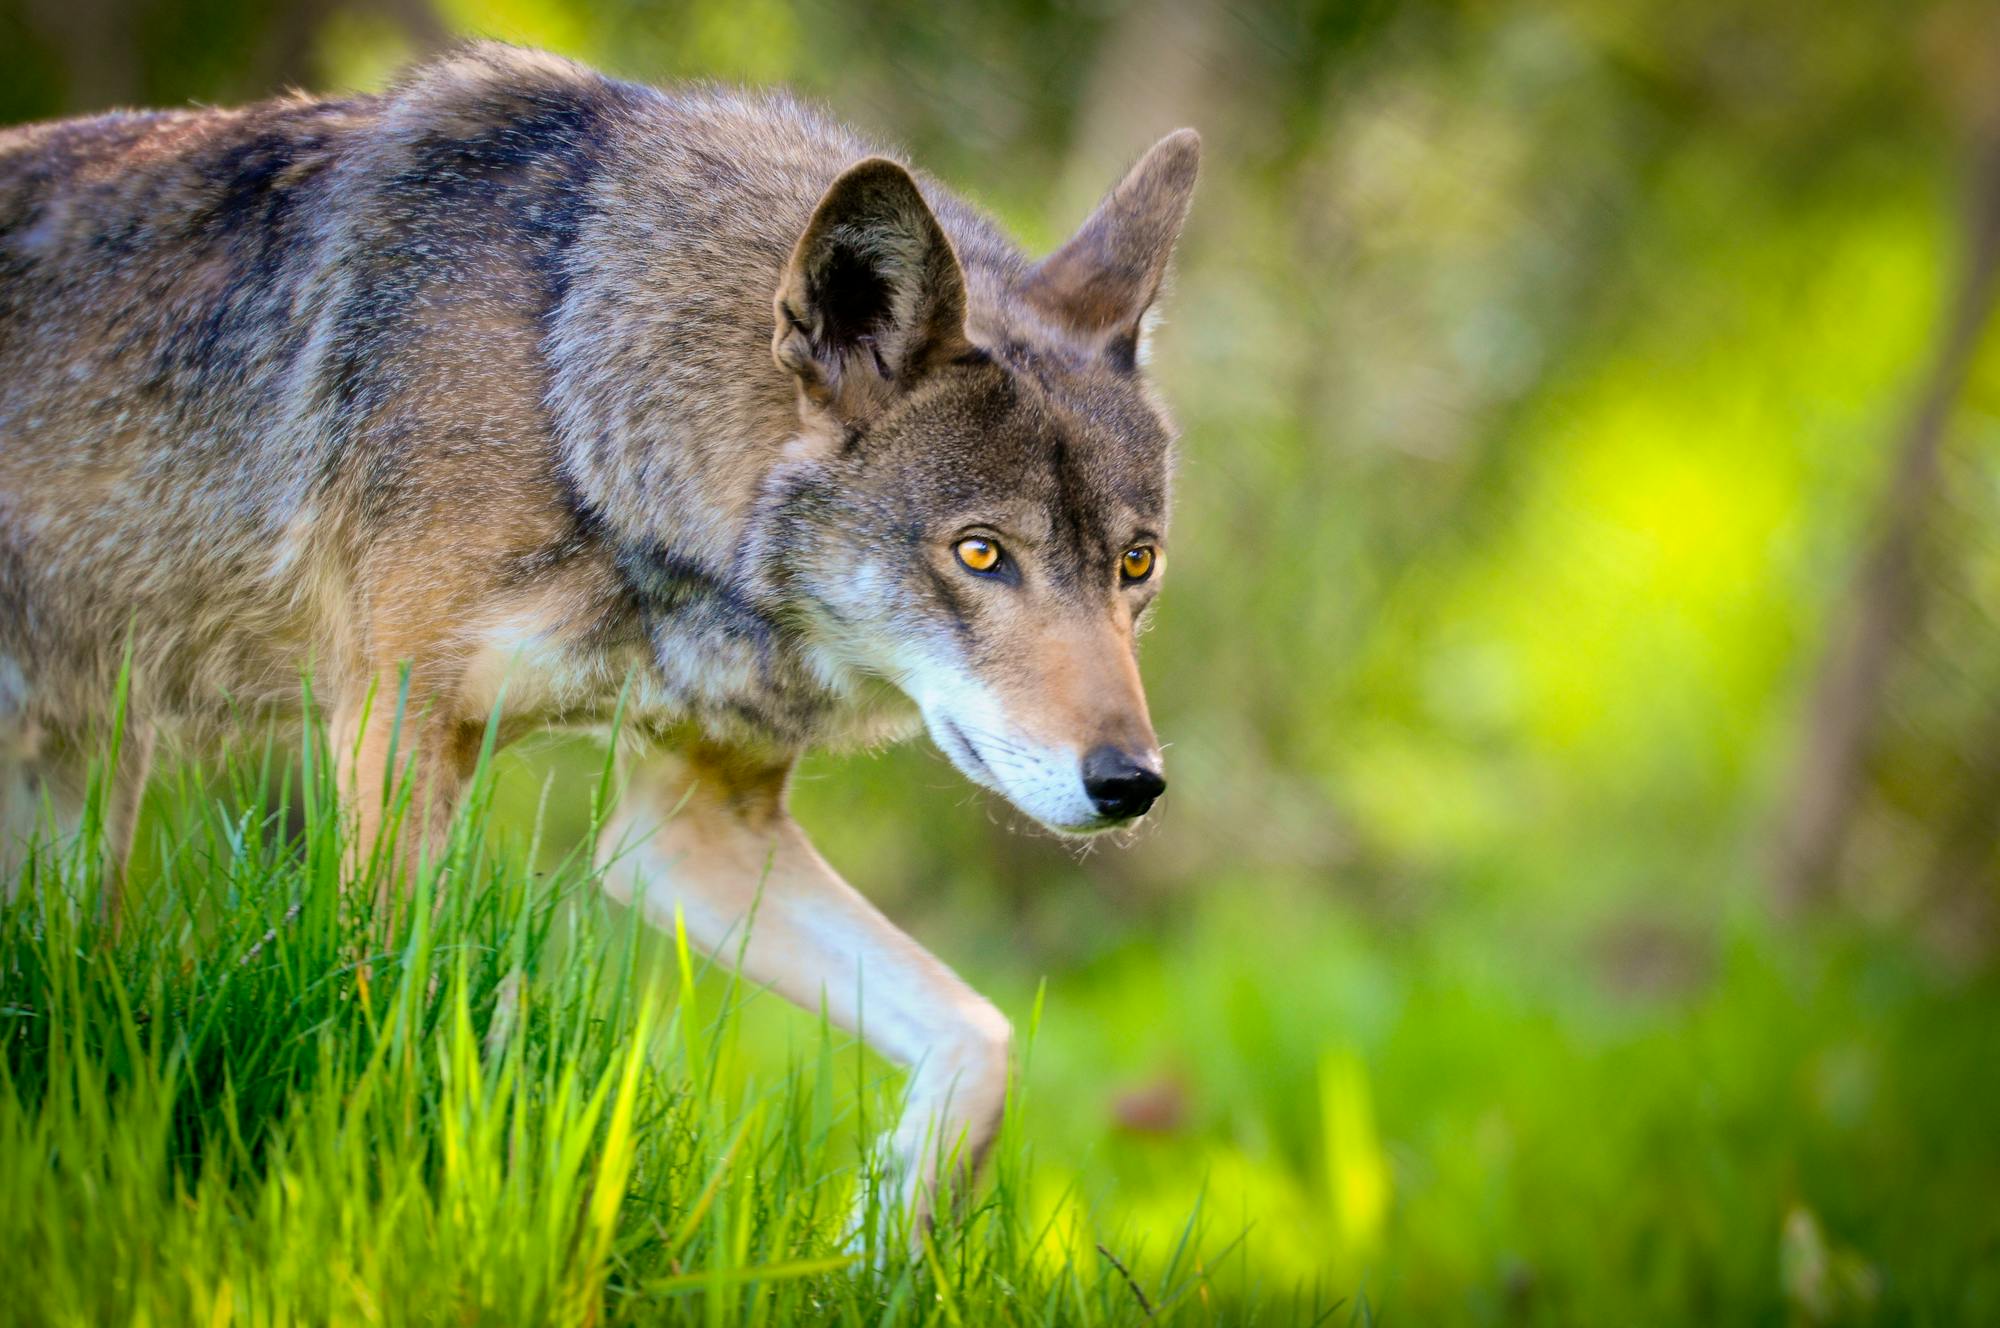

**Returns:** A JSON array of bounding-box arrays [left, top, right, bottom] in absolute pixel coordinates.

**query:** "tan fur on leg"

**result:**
[[599, 743, 1012, 1244], [331, 677, 481, 911]]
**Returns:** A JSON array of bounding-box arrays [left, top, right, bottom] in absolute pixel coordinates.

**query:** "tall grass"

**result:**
[[0, 703, 1331, 1326]]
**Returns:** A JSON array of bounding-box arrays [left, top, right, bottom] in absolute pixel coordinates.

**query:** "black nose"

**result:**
[[1081, 746, 1166, 820]]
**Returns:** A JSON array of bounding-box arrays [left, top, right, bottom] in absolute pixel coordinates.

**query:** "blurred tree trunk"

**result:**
[[21, 0, 446, 112], [1052, 0, 1218, 224], [374, 0, 451, 63], [23, 0, 141, 110], [248, 0, 449, 94], [251, 0, 339, 93], [1919, 693, 2000, 960], [1769, 122, 2000, 913]]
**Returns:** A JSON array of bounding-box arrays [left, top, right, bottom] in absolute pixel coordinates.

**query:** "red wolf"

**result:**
[[0, 43, 1198, 1233]]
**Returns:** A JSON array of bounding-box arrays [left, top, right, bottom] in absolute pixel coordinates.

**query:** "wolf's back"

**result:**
[[0, 46, 657, 712], [0, 47, 631, 509], [0, 93, 356, 708]]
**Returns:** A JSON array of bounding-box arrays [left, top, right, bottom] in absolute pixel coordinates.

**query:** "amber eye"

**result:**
[[1120, 546, 1156, 583], [955, 536, 1002, 573]]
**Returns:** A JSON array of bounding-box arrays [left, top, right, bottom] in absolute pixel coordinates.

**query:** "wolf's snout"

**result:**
[[1081, 746, 1165, 820]]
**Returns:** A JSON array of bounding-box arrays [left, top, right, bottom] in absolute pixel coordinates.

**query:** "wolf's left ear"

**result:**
[[1019, 129, 1200, 369], [775, 158, 973, 424]]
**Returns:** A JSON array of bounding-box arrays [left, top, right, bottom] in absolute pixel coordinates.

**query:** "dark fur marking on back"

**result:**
[[132, 108, 348, 392], [321, 95, 613, 426]]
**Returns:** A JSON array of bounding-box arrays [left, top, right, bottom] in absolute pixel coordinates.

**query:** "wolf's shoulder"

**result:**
[[378, 42, 857, 158], [371, 42, 634, 141]]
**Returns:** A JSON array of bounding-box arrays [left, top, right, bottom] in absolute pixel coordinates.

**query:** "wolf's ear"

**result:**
[[1019, 129, 1200, 370], [774, 157, 972, 423]]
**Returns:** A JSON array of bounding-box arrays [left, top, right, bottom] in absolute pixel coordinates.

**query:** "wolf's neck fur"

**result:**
[[528, 61, 1042, 725]]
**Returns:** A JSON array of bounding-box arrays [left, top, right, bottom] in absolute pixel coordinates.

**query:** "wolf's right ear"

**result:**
[[774, 158, 973, 425]]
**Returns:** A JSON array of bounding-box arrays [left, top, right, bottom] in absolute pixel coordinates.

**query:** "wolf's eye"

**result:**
[[955, 536, 1003, 574], [1121, 546, 1156, 583]]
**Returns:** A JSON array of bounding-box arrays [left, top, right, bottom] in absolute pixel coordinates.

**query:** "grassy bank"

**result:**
[[3, 731, 1994, 1324], [0, 732, 1294, 1326]]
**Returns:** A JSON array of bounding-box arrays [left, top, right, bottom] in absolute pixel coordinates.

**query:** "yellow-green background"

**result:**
[[5, 1, 1998, 1320]]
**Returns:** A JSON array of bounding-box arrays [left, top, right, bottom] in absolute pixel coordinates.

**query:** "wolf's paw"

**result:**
[[843, 1168, 929, 1268]]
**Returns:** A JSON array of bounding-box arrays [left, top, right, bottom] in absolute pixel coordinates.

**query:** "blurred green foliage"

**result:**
[[6, 0, 2000, 1320]]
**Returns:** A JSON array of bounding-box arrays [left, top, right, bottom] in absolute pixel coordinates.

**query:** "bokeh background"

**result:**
[[7, 0, 2000, 1320]]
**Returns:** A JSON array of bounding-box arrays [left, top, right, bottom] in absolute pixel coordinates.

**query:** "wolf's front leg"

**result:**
[[329, 679, 483, 909], [599, 742, 1012, 1244]]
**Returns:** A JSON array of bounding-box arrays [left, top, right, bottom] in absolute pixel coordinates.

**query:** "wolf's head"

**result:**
[[761, 133, 1199, 836]]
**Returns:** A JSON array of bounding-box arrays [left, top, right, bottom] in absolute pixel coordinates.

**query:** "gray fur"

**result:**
[[0, 42, 1198, 858]]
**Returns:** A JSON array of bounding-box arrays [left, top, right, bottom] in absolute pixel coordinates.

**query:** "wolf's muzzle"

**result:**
[[1081, 745, 1166, 820]]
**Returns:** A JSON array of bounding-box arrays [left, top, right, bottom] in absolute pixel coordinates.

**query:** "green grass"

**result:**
[[5, 718, 1997, 1324], [0, 722, 1308, 1326]]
